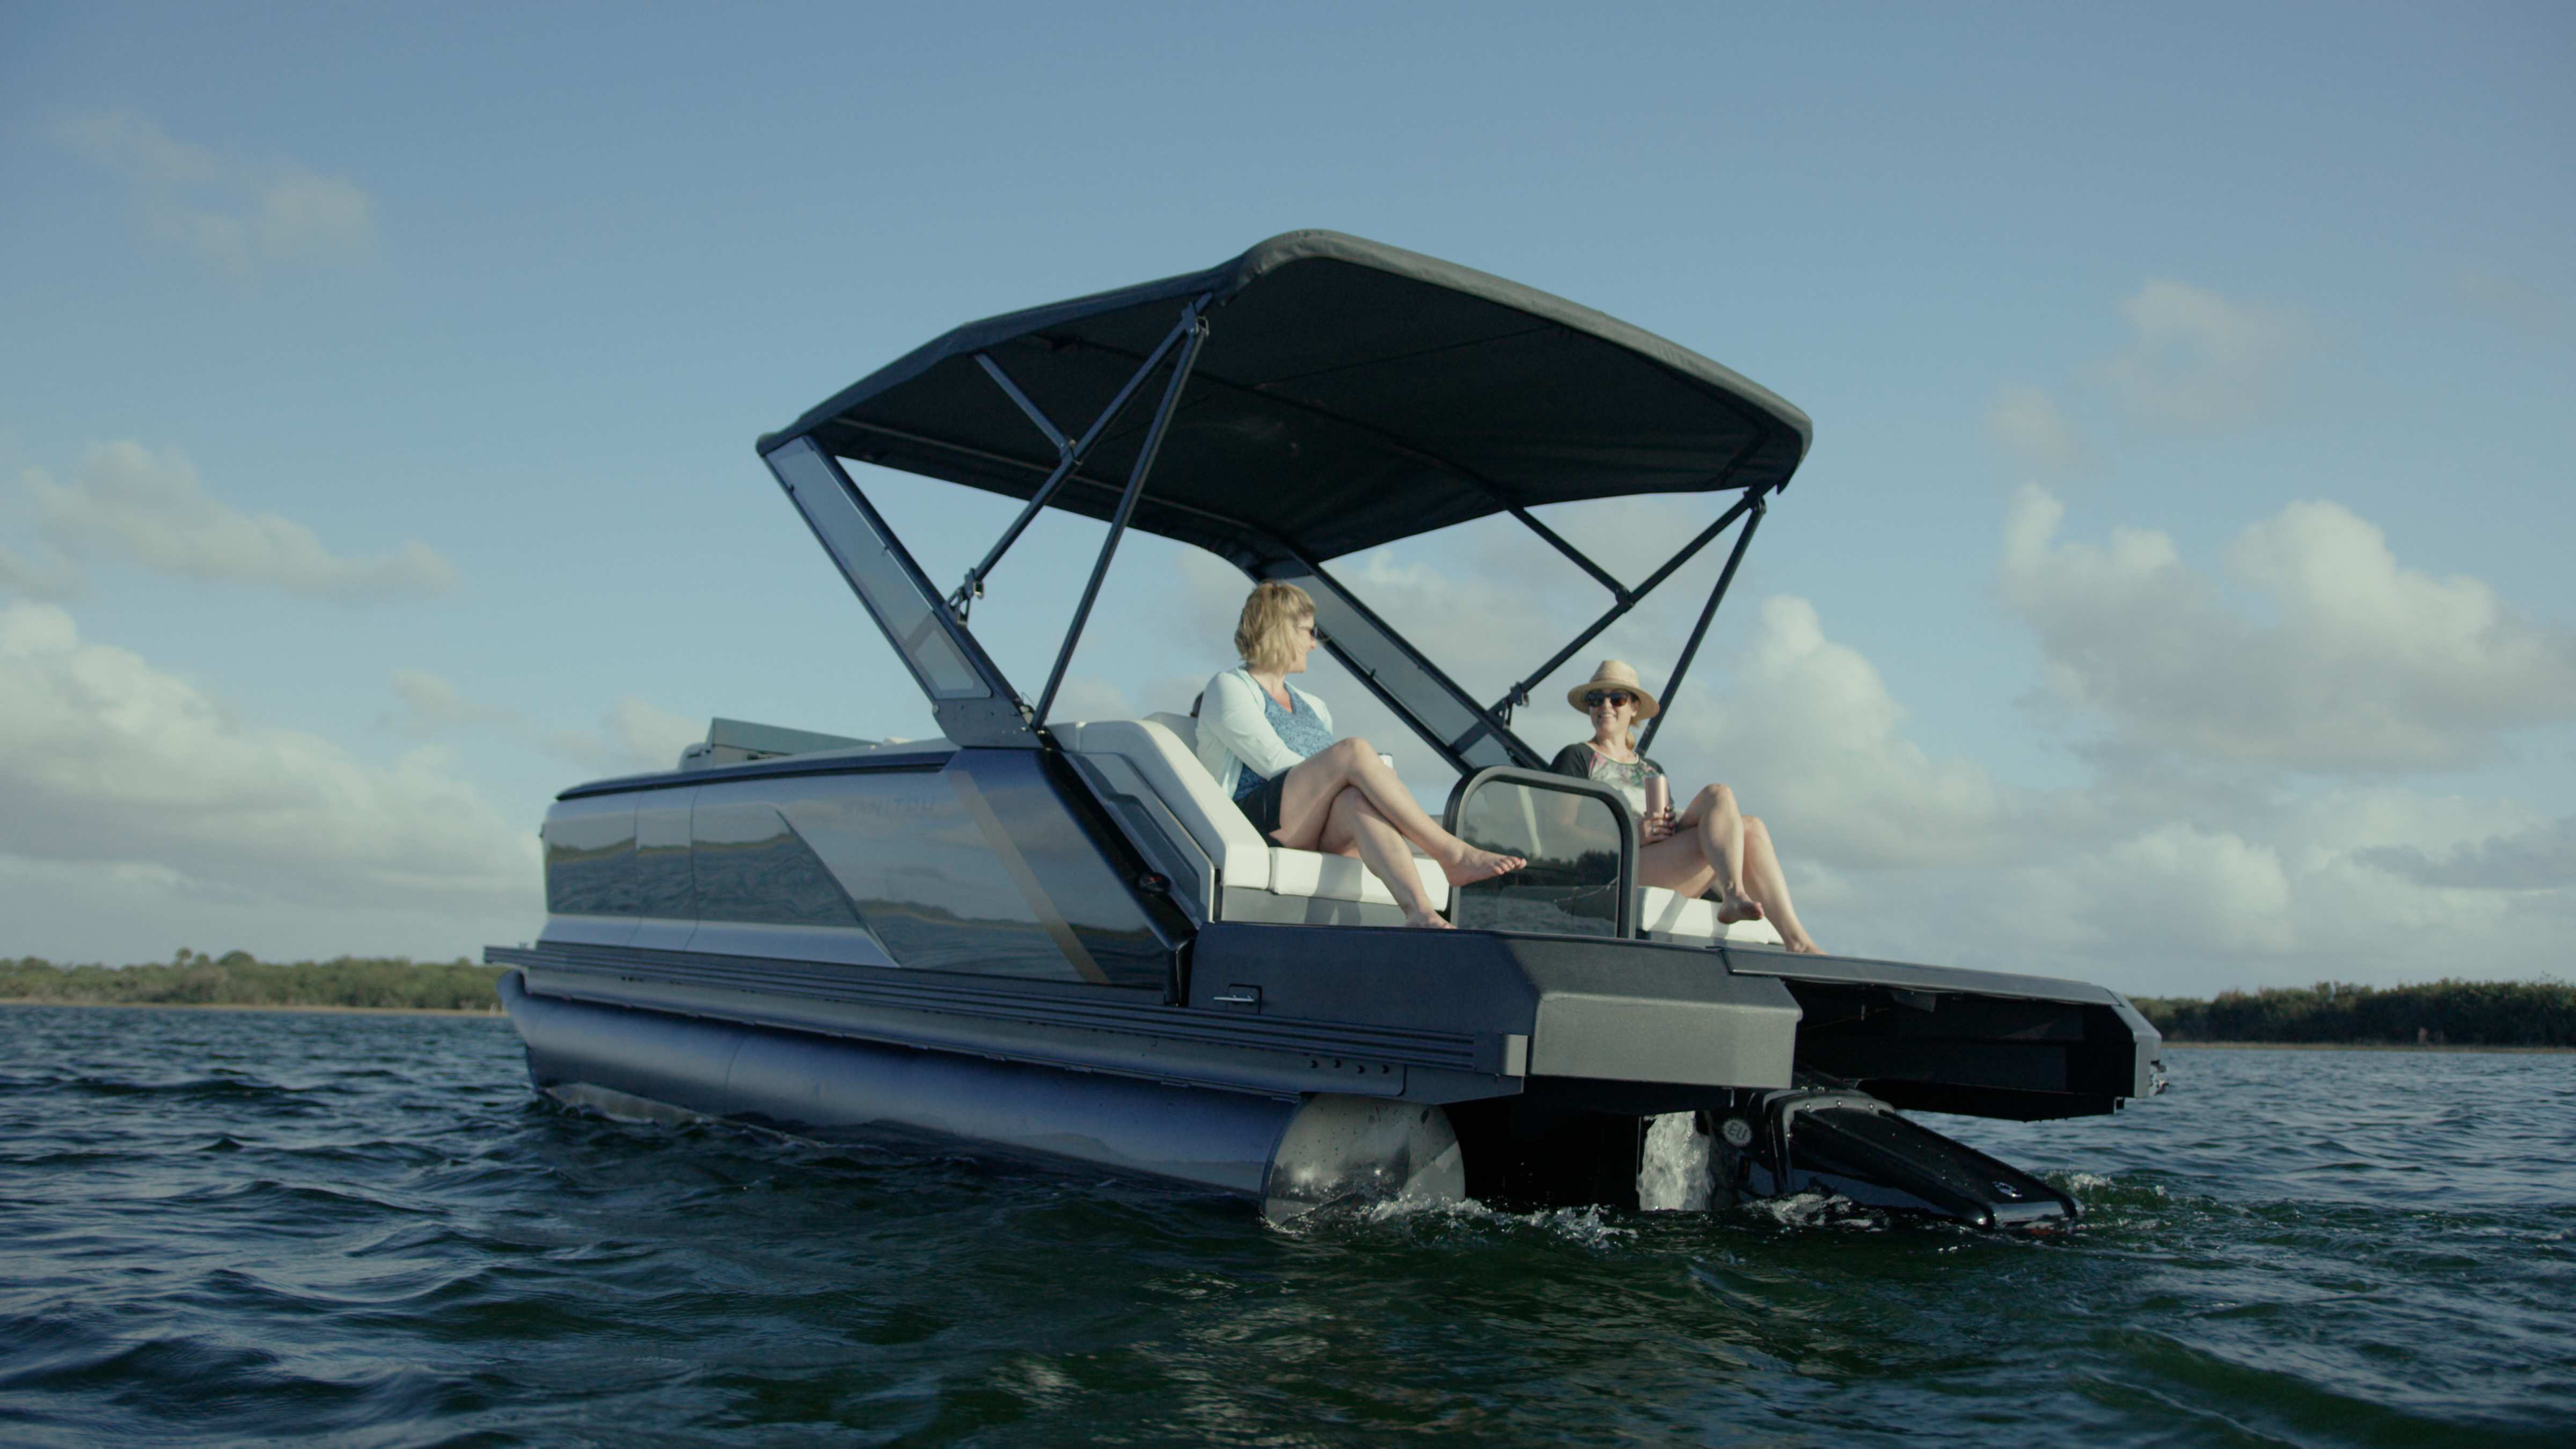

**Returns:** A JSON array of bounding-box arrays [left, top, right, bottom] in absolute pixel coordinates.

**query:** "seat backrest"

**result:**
[[1057, 718, 1268, 891], [1145, 711, 1199, 754]]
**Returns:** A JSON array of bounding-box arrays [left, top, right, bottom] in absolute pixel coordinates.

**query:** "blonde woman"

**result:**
[[1196, 582, 1524, 928], [1549, 660, 1820, 954]]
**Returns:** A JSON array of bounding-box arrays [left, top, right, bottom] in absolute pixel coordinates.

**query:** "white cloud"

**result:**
[[1986, 384, 2085, 476], [1649, 595, 2043, 869], [26, 442, 458, 602], [1046, 674, 1140, 723], [1532, 587, 2566, 990], [385, 667, 510, 730], [586, 697, 705, 775], [0, 603, 539, 948], [56, 109, 375, 275], [2001, 485, 2576, 771], [2067, 823, 2297, 954], [0, 541, 83, 601], [2091, 279, 2302, 428], [382, 667, 703, 778], [1048, 492, 2574, 991], [2361, 815, 2576, 891]]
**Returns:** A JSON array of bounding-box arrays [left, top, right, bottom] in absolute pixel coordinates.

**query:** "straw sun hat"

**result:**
[[1565, 660, 1659, 720]]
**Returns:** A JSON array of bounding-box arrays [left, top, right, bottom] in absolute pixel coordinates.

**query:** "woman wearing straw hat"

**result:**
[[1548, 660, 1820, 954]]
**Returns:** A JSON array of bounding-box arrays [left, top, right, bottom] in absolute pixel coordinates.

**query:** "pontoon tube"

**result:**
[[497, 971, 1461, 1219]]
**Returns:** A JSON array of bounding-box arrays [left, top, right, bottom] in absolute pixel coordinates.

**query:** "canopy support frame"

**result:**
[[1638, 489, 1767, 755], [949, 301, 1210, 620], [1507, 505, 1633, 604], [1461, 486, 1761, 754], [1035, 305, 1210, 725]]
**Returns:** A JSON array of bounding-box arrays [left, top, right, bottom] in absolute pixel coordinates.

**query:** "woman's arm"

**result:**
[[1199, 671, 1312, 781], [1548, 743, 1593, 780]]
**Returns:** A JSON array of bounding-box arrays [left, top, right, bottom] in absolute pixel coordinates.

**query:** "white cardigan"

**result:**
[[1194, 667, 1335, 797]]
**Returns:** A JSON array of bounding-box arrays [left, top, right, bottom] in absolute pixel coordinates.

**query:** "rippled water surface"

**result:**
[[4, 1006, 2572, 1446]]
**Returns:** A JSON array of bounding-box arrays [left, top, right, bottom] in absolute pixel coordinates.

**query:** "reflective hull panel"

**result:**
[[533, 748, 1180, 990]]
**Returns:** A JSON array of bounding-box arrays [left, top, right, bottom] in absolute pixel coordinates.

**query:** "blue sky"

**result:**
[[3, 2, 2569, 993]]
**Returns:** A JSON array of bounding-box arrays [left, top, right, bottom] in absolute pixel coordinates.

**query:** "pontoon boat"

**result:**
[[490, 232, 2162, 1228]]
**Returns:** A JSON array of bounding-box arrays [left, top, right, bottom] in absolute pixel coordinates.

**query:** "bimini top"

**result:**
[[763, 230, 1811, 566]]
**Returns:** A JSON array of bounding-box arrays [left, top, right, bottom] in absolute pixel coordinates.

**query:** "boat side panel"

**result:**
[[689, 785, 872, 932], [633, 791, 697, 924], [1187, 924, 1799, 1091], [540, 794, 639, 947], [944, 749, 1174, 988], [539, 753, 1171, 990]]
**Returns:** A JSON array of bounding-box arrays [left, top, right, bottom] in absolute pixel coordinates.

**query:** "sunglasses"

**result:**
[[1583, 691, 1634, 708]]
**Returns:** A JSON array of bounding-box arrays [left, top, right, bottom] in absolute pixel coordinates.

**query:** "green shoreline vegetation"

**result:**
[[3, 954, 2571, 1046], [2132, 980, 2574, 1048], [3, 950, 506, 1013]]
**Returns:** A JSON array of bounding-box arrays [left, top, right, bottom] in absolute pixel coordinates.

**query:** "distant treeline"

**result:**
[[2132, 980, 2576, 1047], [5, 954, 2572, 1043], [1, 951, 506, 1013]]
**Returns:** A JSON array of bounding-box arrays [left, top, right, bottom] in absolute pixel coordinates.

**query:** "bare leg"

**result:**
[[1740, 816, 1818, 953], [1636, 835, 1717, 896], [1272, 738, 1522, 885], [1319, 787, 1452, 928], [1674, 784, 1762, 925]]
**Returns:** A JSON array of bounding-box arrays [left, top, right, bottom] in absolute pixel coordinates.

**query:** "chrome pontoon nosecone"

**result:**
[[491, 231, 2161, 1226]]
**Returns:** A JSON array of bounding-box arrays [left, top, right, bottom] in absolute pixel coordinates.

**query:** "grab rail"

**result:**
[[1440, 767, 1640, 939]]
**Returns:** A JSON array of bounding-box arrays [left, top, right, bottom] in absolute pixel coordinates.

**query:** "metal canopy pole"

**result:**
[[975, 353, 1070, 455], [1476, 491, 1760, 738], [1507, 505, 1630, 603], [950, 304, 1207, 617], [1638, 488, 1767, 755], [1035, 309, 1209, 724]]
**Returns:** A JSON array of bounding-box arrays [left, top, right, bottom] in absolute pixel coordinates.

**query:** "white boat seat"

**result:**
[[1266, 843, 1450, 911], [1638, 886, 1784, 946], [1057, 716, 1448, 913], [1056, 717, 1271, 891]]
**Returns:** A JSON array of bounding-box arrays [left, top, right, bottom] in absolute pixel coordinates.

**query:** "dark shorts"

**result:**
[[1234, 773, 1288, 840]]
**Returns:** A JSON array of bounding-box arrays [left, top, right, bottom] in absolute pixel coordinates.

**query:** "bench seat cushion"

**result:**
[[1268, 846, 1450, 911], [1061, 715, 1452, 912], [1639, 886, 1784, 946]]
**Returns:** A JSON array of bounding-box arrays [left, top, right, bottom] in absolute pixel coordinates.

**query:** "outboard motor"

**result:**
[[1703, 1086, 2077, 1230]]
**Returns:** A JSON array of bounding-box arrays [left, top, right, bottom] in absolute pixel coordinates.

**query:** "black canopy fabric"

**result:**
[[764, 231, 1811, 568]]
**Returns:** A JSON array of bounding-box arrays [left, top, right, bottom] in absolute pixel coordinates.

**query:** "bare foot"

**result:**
[[1441, 845, 1525, 888], [1784, 935, 1823, 955], [1404, 908, 1455, 930], [1715, 892, 1766, 925]]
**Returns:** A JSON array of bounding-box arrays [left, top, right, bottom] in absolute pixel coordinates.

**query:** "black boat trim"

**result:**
[[554, 748, 954, 801], [1720, 949, 2138, 1008], [487, 941, 1494, 1073]]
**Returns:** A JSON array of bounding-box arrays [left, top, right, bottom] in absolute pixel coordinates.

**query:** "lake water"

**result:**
[[3, 1006, 2571, 1446]]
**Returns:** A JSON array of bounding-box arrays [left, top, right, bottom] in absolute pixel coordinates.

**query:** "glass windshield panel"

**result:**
[[1450, 778, 1624, 937], [769, 441, 990, 700]]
